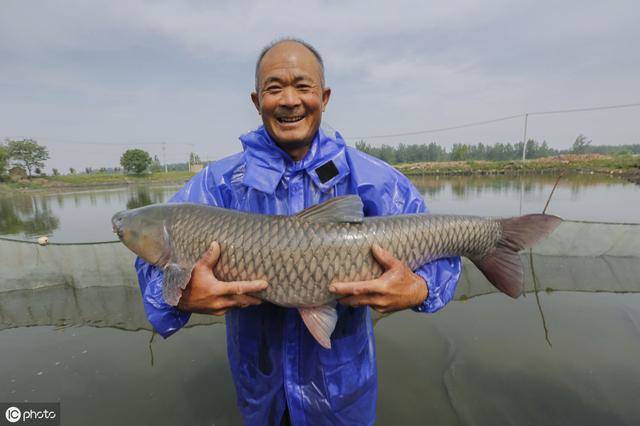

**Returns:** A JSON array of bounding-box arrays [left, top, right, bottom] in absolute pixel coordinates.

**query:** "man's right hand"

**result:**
[[177, 241, 268, 316]]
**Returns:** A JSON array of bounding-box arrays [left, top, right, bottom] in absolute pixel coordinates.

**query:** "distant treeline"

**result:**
[[354, 137, 640, 164]]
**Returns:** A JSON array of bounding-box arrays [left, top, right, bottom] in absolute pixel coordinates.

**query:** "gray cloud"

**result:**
[[1, 0, 638, 172]]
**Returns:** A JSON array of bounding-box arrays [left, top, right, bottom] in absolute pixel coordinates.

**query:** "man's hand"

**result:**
[[177, 241, 268, 316], [329, 244, 428, 313]]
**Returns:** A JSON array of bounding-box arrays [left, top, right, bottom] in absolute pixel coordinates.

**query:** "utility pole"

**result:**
[[162, 142, 167, 173], [521, 113, 529, 162], [188, 143, 195, 173]]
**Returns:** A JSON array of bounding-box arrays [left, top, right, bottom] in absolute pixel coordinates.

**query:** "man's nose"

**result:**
[[279, 87, 301, 107]]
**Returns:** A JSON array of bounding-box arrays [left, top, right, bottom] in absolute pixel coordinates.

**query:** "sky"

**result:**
[[1, 0, 639, 172]]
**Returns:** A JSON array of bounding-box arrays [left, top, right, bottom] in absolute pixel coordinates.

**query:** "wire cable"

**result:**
[[344, 101, 640, 141], [344, 114, 525, 140]]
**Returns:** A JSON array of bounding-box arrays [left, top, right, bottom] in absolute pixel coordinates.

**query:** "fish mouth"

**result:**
[[276, 114, 306, 124], [111, 215, 124, 239]]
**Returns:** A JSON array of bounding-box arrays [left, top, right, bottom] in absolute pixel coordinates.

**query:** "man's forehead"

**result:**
[[257, 42, 322, 83]]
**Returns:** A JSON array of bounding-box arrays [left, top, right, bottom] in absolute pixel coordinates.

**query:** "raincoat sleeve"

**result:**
[[135, 167, 223, 338], [391, 171, 462, 314]]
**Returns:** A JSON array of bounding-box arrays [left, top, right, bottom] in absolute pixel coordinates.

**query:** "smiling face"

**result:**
[[251, 41, 331, 160]]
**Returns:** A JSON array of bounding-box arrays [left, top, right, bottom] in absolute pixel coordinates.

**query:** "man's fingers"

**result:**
[[338, 295, 383, 308], [227, 294, 264, 307], [371, 244, 399, 270], [329, 280, 383, 296], [339, 295, 393, 312], [210, 294, 263, 312], [197, 241, 221, 268], [215, 279, 268, 296]]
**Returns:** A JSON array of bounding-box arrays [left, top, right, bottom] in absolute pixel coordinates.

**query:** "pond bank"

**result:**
[[1, 154, 639, 193], [396, 153, 640, 183], [0, 171, 194, 194]]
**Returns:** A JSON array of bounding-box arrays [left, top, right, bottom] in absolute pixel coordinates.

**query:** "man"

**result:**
[[136, 39, 461, 425]]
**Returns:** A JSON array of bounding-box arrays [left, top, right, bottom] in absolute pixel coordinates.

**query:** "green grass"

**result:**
[[396, 154, 640, 176], [0, 171, 196, 193], [49, 170, 194, 185]]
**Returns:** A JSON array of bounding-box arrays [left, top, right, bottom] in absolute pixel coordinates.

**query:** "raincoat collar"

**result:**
[[239, 125, 349, 194]]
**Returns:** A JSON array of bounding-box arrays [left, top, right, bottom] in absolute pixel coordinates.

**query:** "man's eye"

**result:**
[[265, 86, 281, 93], [296, 84, 312, 91]]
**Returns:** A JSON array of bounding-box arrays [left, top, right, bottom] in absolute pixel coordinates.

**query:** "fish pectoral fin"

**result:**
[[299, 304, 338, 349], [295, 195, 364, 223], [162, 262, 195, 306]]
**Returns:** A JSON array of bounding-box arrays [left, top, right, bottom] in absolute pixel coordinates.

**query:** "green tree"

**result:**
[[52, 168, 60, 176], [69, 167, 76, 175], [572, 134, 591, 154], [355, 140, 369, 152], [120, 149, 152, 175], [0, 145, 9, 178], [150, 155, 162, 172], [6, 139, 50, 177], [378, 145, 396, 163], [450, 144, 469, 161]]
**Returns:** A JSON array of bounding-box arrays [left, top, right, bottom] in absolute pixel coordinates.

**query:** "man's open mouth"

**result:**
[[277, 115, 305, 124]]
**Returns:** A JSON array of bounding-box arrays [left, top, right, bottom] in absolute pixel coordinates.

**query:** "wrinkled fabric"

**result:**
[[136, 126, 462, 425]]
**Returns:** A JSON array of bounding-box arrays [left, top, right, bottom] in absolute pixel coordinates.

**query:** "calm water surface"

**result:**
[[1, 175, 639, 425], [0, 174, 638, 243]]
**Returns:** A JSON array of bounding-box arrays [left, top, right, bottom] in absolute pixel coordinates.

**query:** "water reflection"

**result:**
[[1, 176, 639, 243], [412, 174, 640, 223], [0, 195, 59, 237], [410, 173, 626, 199], [0, 185, 179, 242], [126, 187, 155, 210]]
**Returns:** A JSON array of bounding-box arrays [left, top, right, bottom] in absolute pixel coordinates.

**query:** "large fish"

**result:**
[[112, 195, 561, 348]]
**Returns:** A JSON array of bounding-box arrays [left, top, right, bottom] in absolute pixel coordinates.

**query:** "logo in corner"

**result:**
[[5, 406, 21, 423]]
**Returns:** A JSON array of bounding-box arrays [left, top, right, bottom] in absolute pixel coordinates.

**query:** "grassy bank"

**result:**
[[0, 170, 195, 193], [1, 154, 639, 194], [395, 153, 640, 180]]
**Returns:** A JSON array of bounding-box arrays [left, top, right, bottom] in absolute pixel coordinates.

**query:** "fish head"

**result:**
[[112, 205, 171, 266]]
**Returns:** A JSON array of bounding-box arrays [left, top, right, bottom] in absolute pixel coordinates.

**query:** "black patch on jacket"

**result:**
[[314, 161, 339, 184]]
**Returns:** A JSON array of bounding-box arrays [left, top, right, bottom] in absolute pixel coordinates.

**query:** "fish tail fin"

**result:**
[[472, 214, 562, 298]]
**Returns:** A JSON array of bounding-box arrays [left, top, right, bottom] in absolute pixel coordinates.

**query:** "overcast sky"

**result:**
[[1, 0, 639, 172]]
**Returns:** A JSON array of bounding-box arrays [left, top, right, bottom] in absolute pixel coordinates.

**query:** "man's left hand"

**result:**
[[329, 244, 428, 313]]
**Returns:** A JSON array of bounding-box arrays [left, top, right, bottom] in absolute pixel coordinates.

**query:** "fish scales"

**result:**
[[161, 204, 501, 307]]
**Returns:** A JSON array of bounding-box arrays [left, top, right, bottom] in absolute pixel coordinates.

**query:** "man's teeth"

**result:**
[[278, 115, 304, 123]]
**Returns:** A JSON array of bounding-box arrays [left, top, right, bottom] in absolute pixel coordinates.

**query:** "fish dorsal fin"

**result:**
[[295, 195, 364, 223]]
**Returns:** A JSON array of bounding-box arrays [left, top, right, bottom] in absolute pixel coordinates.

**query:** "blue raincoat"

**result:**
[[136, 126, 461, 425]]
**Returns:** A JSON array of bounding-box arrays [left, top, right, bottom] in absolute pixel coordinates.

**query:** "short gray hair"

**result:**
[[254, 37, 325, 92]]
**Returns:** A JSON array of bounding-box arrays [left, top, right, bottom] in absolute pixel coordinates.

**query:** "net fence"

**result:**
[[1, 220, 638, 331]]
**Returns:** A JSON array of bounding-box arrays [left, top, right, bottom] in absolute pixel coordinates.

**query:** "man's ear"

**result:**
[[251, 92, 261, 114], [321, 87, 331, 111]]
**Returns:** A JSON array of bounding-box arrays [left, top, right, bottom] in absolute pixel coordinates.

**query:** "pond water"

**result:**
[[1, 175, 639, 425], [0, 174, 638, 243]]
